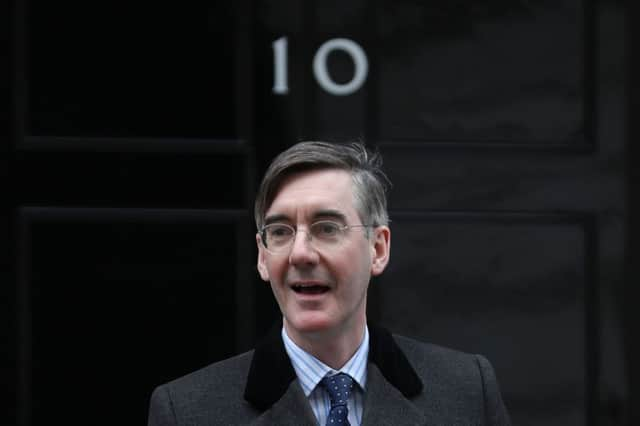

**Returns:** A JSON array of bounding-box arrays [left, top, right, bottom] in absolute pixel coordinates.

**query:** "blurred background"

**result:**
[[2, 0, 638, 425]]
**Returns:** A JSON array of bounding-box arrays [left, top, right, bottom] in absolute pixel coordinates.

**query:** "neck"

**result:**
[[284, 317, 366, 370]]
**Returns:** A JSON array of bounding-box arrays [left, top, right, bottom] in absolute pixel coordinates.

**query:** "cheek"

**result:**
[[265, 258, 287, 281], [334, 252, 371, 285]]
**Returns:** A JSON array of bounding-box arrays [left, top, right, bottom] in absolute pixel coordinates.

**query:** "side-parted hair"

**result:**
[[254, 141, 391, 231]]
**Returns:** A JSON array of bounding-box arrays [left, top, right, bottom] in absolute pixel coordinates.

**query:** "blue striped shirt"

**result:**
[[282, 326, 369, 426]]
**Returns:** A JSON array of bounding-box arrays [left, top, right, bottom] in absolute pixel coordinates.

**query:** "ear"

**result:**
[[256, 233, 270, 282], [370, 226, 391, 276]]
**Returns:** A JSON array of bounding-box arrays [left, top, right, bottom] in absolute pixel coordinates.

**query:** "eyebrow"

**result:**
[[264, 214, 290, 226], [263, 209, 347, 226], [312, 209, 347, 223]]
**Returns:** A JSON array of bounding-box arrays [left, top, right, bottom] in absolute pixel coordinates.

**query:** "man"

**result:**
[[148, 141, 511, 425]]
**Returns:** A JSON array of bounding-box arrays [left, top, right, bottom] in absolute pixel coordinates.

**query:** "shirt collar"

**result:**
[[282, 325, 369, 396]]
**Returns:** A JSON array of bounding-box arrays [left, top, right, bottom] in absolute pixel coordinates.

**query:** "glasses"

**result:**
[[259, 221, 372, 254]]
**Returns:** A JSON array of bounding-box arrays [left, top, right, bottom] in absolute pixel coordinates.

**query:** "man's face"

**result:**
[[256, 168, 390, 342]]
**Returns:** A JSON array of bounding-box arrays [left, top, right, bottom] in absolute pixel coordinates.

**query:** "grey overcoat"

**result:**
[[148, 324, 511, 426]]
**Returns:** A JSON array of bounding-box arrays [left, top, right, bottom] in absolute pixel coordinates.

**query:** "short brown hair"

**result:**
[[254, 141, 390, 230]]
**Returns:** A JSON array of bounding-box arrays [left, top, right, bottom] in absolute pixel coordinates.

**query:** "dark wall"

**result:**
[[626, 1, 638, 424], [4, 1, 634, 425]]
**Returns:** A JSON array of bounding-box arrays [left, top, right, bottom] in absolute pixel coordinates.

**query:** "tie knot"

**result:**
[[321, 373, 355, 407]]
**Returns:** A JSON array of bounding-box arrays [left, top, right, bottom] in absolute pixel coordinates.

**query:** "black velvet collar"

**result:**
[[243, 322, 423, 410]]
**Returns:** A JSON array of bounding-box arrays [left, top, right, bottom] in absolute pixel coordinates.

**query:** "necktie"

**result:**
[[321, 373, 355, 425]]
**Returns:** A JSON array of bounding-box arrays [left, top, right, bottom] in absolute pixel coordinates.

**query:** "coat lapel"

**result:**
[[250, 380, 317, 426], [244, 322, 426, 425], [244, 322, 317, 425], [243, 322, 297, 411], [361, 363, 427, 426], [367, 324, 423, 397]]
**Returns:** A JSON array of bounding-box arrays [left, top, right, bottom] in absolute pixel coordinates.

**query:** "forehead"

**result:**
[[266, 169, 357, 218]]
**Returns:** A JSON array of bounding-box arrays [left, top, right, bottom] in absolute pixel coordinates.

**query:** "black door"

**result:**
[[4, 1, 633, 425]]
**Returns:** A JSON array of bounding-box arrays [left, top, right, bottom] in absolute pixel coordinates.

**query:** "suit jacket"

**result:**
[[148, 324, 511, 425]]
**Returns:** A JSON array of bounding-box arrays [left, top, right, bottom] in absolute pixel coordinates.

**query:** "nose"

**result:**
[[288, 229, 319, 266]]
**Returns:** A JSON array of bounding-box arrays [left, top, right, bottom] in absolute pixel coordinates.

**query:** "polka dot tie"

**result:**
[[320, 373, 355, 426]]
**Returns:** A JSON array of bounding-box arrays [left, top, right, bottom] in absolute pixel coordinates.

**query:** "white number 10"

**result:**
[[272, 37, 369, 96]]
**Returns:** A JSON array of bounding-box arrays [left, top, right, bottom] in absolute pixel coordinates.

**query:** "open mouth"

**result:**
[[291, 285, 330, 295]]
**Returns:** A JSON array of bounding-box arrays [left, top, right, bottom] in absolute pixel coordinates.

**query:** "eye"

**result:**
[[267, 224, 293, 238], [311, 221, 341, 238]]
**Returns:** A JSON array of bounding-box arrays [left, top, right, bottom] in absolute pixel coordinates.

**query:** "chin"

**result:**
[[286, 312, 337, 335]]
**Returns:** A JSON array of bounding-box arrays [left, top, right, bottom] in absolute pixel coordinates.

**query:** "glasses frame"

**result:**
[[258, 221, 373, 254]]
